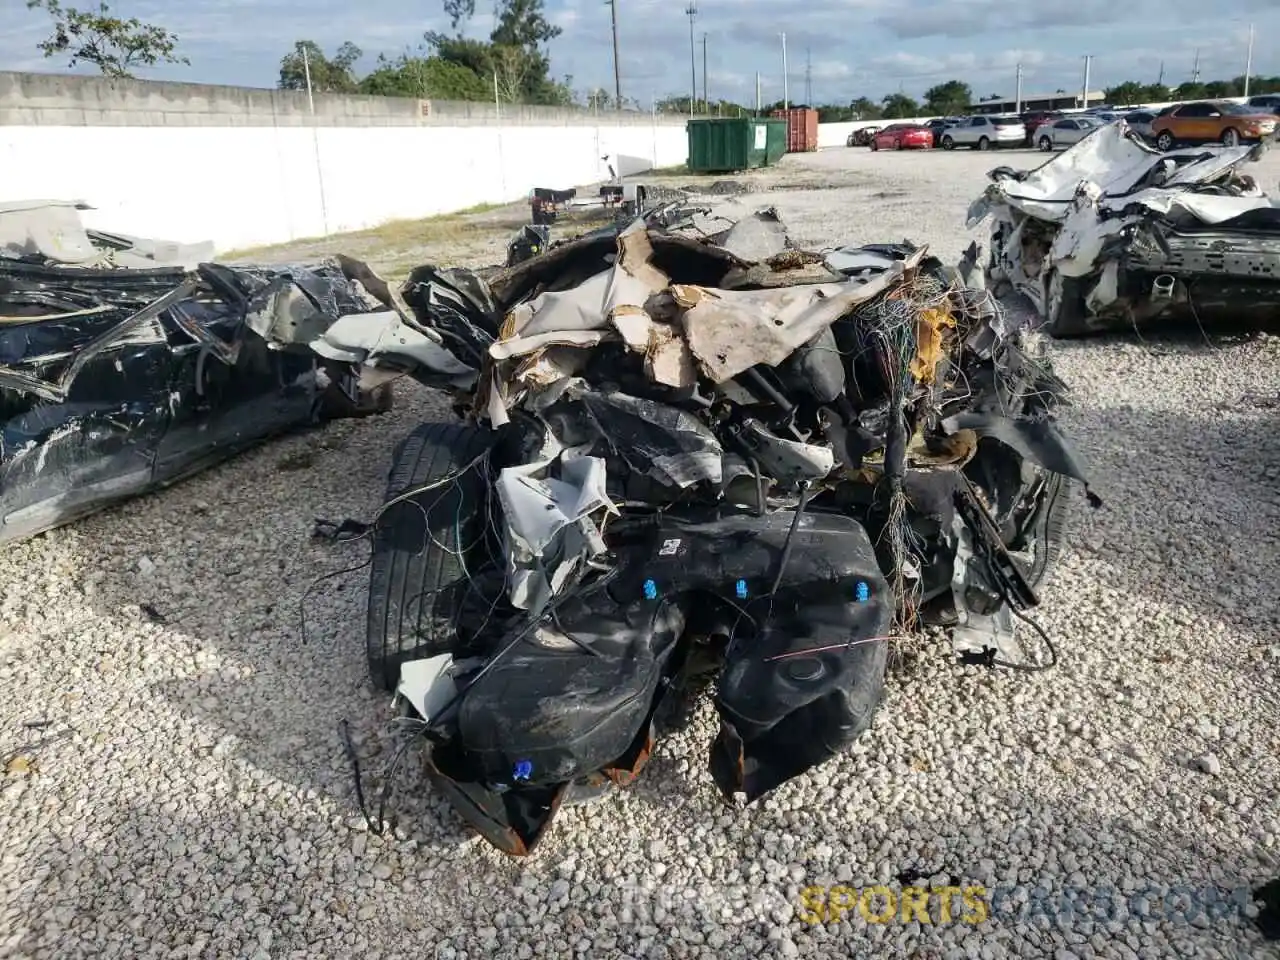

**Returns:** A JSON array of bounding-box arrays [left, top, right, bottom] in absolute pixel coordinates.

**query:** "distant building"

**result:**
[[966, 90, 1106, 114]]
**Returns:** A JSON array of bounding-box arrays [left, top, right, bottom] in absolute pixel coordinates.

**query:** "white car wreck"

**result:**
[[966, 121, 1279, 336]]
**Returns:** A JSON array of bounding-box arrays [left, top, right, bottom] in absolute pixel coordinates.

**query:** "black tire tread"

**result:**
[[366, 421, 493, 691]]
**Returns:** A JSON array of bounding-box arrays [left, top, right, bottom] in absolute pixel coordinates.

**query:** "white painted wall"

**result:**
[[0, 122, 688, 252]]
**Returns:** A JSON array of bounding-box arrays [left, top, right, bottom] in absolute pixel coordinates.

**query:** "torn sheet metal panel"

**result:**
[[680, 250, 920, 383]]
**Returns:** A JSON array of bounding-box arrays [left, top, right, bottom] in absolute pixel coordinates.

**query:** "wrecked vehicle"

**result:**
[[352, 205, 1101, 856], [0, 200, 458, 547], [968, 122, 1280, 336]]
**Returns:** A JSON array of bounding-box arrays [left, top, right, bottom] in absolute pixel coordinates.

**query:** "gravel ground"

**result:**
[[3, 145, 1280, 960]]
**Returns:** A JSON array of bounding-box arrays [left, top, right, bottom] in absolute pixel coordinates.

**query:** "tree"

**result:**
[[584, 88, 613, 110], [359, 51, 490, 100], [881, 92, 919, 119], [923, 79, 971, 116], [1203, 79, 1239, 98], [26, 0, 187, 78], [279, 40, 361, 94], [849, 97, 882, 121], [1103, 81, 1165, 105], [443, 0, 475, 30], [1174, 81, 1206, 100], [491, 0, 561, 49], [492, 44, 534, 103]]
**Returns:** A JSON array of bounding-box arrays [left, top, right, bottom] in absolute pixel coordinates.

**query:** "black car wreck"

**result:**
[[351, 207, 1102, 855]]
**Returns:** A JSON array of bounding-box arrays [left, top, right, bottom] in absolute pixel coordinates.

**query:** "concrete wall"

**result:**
[[0, 71, 688, 251]]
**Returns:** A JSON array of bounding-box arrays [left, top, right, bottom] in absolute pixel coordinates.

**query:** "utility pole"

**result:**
[[755, 71, 761, 115], [1156, 60, 1164, 89], [608, 0, 621, 110], [1191, 48, 1201, 84], [1081, 54, 1092, 108], [1014, 62, 1023, 114], [1244, 23, 1255, 98], [781, 32, 789, 110], [701, 33, 708, 113], [301, 45, 315, 114], [805, 47, 812, 105], [685, 3, 697, 117]]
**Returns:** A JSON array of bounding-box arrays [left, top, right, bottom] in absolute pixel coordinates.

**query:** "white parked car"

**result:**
[[938, 115, 1026, 151], [1034, 115, 1103, 151], [1120, 110, 1159, 142]]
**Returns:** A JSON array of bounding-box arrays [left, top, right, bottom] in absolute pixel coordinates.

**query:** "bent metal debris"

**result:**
[[1, 196, 1103, 856]]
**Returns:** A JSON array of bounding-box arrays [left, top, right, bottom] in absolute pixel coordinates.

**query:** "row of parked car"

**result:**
[[847, 93, 1280, 154]]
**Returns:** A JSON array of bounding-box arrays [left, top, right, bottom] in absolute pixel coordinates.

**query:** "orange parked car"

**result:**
[[1149, 100, 1278, 151], [869, 123, 934, 151]]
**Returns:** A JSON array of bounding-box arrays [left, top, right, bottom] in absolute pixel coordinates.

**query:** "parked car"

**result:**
[[847, 126, 881, 147], [1246, 94, 1280, 115], [870, 123, 934, 150], [1122, 110, 1158, 141], [1019, 110, 1063, 145], [1149, 100, 1278, 150], [1034, 115, 1103, 151], [924, 118, 953, 146], [939, 115, 1025, 151]]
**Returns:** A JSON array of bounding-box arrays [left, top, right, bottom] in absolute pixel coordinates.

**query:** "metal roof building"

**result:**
[[968, 90, 1106, 114]]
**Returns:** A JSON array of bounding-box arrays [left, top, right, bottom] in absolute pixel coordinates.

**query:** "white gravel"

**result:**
[[3, 145, 1280, 960]]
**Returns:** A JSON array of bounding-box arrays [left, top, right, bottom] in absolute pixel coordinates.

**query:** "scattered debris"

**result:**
[[0, 201, 469, 547], [353, 204, 1098, 855], [967, 122, 1280, 336]]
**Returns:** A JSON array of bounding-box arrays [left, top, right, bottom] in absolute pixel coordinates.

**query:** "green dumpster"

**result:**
[[686, 117, 788, 173]]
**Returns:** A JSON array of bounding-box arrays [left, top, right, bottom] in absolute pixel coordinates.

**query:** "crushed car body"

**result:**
[[0, 200, 473, 547], [966, 121, 1280, 335], [353, 205, 1101, 856]]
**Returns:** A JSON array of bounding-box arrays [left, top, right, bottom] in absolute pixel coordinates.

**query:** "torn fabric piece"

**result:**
[[494, 455, 616, 611]]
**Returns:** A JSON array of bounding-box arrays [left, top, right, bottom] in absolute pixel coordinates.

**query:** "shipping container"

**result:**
[[770, 107, 820, 152], [686, 117, 788, 173]]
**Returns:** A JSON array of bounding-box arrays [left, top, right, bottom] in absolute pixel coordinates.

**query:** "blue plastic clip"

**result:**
[[735, 579, 748, 600], [513, 760, 533, 782], [855, 581, 870, 603], [643, 579, 658, 600]]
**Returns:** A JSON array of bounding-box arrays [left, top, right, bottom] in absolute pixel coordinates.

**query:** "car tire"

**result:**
[[1155, 131, 1175, 151], [1043, 273, 1091, 338], [942, 135, 955, 151], [893, 138, 902, 150], [1014, 473, 1073, 592], [1221, 127, 1240, 147], [366, 421, 495, 692], [977, 136, 991, 151], [870, 139, 878, 151], [1038, 135, 1053, 151]]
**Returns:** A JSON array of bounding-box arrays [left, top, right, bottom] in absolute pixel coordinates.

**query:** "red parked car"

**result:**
[[870, 123, 933, 151]]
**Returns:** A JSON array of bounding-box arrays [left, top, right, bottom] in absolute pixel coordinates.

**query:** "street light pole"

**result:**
[[685, 3, 697, 117], [702, 33, 708, 112], [781, 32, 788, 110], [1244, 23, 1254, 98], [608, 0, 621, 109]]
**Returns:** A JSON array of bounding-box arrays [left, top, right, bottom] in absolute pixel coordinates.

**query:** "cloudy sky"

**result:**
[[3, 0, 1278, 105]]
